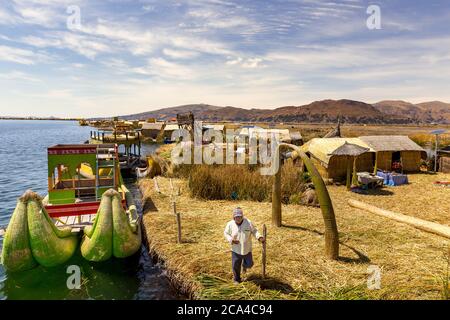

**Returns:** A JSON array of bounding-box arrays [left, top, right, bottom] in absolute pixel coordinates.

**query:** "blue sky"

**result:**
[[0, 0, 449, 117]]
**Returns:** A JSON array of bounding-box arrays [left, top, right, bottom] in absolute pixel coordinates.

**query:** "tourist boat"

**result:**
[[1, 143, 142, 273], [89, 127, 147, 178]]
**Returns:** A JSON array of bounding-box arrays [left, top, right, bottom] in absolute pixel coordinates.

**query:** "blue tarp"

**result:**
[[376, 171, 408, 186]]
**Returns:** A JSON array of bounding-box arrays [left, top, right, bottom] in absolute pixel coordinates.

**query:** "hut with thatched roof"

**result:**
[[438, 146, 450, 173], [328, 142, 370, 189], [141, 122, 165, 139], [359, 136, 426, 172], [300, 138, 374, 181], [249, 128, 292, 143]]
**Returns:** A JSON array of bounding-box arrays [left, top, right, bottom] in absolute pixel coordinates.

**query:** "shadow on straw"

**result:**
[[282, 224, 371, 264]]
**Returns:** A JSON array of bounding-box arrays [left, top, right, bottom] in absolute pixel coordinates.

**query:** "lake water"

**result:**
[[0, 120, 178, 300]]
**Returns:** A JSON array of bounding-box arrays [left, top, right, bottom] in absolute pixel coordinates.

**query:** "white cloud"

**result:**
[[187, 8, 251, 29], [0, 7, 20, 25], [226, 57, 264, 68], [0, 71, 41, 82], [22, 33, 111, 59], [0, 45, 36, 65], [81, 21, 158, 55], [13, 6, 56, 27], [163, 48, 199, 59], [133, 58, 194, 79]]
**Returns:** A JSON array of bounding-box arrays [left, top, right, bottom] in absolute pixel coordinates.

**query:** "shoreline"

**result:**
[[141, 218, 196, 299]]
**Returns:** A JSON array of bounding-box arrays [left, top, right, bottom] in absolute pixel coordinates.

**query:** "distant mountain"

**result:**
[[416, 101, 450, 123], [118, 104, 223, 120], [258, 99, 397, 124], [374, 100, 450, 124], [115, 99, 450, 124], [373, 100, 423, 121]]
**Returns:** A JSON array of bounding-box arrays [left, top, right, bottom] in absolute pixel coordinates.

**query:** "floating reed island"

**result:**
[[137, 142, 450, 299]]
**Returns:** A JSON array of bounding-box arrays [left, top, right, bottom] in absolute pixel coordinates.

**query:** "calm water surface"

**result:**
[[0, 120, 176, 300]]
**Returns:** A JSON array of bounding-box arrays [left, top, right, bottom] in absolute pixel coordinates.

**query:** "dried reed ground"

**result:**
[[139, 173, 450, 300]]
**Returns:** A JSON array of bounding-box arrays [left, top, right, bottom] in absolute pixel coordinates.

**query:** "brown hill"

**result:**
[[117, 99, 450, 124], [119, 104, 223, 120], [416, 101, 450, 123], [374, 100, 450, 124], [260, 99, 397, 123], [197, 99, 409, 124]]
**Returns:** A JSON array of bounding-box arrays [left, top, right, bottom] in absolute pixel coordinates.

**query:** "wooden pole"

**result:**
[[172, 201, 182, 243], [271, 150, 282, 227], [346, 155, 352, 190], [435, 134, 439, 172], [352, 156, 358, 186], [262, 224, 267, 278], [154, 177, 161, 193], [373, 152, 378, 175], [138, 131, 141, 156], [400, 155, 404, 174], [169, 178, 174, 194]]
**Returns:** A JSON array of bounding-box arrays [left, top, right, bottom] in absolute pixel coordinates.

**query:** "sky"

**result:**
[[0, 0, 449, 117]]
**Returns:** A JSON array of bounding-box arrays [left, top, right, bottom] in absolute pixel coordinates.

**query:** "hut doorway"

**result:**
[[391, 151, 402, 172], [392, 151, 401, 162]]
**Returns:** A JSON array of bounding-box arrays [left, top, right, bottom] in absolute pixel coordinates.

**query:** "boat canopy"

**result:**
[[47, 144, 120, 205]]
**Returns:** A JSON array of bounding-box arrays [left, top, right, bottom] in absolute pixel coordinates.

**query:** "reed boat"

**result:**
[[1, 144, 141, 273], [78, 119, 89, 126]]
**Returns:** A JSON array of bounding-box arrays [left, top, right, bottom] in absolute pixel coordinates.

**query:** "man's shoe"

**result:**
[[233, 280, 241, 285]]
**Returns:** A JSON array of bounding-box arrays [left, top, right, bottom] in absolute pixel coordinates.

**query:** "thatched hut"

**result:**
[[300, 138, 374, 181], [438, 146, 450, 173], [249, 128, 292, 143], [359, 136, 426, 172], [162, 124, 180, 140], [141, 122, 164, 139], [328, 142, 370, 189]]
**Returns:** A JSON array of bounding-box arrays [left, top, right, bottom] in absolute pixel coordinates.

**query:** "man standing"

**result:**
[[224, 207, 265, 284]]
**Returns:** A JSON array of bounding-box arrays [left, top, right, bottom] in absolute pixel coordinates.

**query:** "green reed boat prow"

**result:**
[[1, 144, 142, 273]]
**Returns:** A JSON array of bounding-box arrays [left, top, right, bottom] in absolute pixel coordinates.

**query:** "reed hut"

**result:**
[[203, 124, 225, 132], [328, 142, 370, 189], [359, 136, 426, 172], [438, 146, 450, 173], [300, 138, 374, 181], [249, 128, 292, 143], [162, 124, 180, 140], [141, 122, 164, 139]]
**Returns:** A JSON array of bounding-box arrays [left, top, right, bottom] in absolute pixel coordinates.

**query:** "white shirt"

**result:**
[[224, 218, 262, 255]]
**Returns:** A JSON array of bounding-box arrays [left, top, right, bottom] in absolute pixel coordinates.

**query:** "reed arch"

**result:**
[[273, 143, 339, 260]]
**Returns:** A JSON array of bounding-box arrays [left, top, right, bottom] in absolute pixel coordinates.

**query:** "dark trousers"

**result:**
[[231, 251, 254, 282]]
